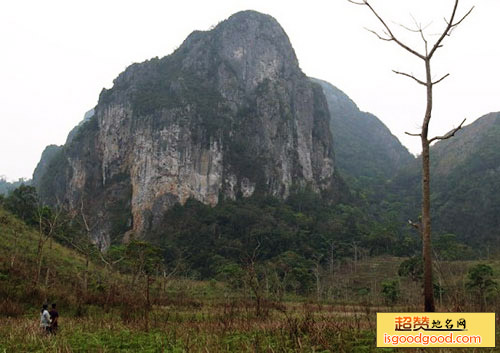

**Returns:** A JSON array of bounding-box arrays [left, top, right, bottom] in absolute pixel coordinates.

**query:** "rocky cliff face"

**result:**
[[35, 11, 339, 248]]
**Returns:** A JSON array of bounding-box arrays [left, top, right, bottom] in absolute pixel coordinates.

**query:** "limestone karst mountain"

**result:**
[[34, 11, 340, 247], [34, 10, 498, 252]]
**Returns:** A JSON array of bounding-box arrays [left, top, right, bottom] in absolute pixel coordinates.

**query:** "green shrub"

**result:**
[[381, 279, 399, 305]]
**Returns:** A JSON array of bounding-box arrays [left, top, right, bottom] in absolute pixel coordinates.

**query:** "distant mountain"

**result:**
[[32, 109, 95, 189], [430, 112, 500, 247], [312, 78, 413, 187], [390, 112, 500, 248], [65, 108, 95, 144], [32, 145, 62, 188], [0, 178, 30, 196]]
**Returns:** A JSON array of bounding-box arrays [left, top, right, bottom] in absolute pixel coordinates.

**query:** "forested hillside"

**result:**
[[388, 112, 500, 253], [312, 78, 413, 189]]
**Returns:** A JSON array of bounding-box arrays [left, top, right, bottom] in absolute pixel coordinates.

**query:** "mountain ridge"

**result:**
[[312, 78, 413, 186], [388, 111, 500, 248]]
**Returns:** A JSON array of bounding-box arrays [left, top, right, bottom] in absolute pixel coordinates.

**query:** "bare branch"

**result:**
[[405, 131, 421, 137], [398, 23, 421, 33], [393, 70, 426, 86], [112, 257, 125, 265], [432, 73, 450, 85], [351, 0, 425, 60], [163, 257, 182, 281], [408, 219, 420, 231], [451, 6, 474, 28], [424, 22, 433, 31], [429, 1, 473, 58], [410, 14, 420, 30], [418, 28, 428, 55], [97, 251, 124, 268], [422, 33, 428, 55], [429, 118, 466, 143], [98, 251, 111, 267], [429, 0, 459, 57], [364, 27, 392, 41], [405, 15, 431, 56]]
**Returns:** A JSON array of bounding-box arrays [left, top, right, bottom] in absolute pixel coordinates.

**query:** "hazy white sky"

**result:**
[[1, 0, 498, 181]]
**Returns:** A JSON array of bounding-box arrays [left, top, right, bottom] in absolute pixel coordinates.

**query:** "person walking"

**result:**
[[49, 303, 59, 334], [40, 304, 51, 333]]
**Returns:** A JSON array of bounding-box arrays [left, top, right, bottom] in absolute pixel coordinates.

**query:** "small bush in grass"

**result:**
[[381, 280, 399, 305]]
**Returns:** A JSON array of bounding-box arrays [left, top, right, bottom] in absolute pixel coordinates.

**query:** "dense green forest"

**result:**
[[1, 183, 486, 291]]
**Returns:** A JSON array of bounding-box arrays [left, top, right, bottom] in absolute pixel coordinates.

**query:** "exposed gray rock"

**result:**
[[35, 11, 339, 247]]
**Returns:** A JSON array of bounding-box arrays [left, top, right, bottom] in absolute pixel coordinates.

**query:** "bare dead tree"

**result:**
[[312, 254, 324, 301], [350, 240, 360, 273], [34, 204, 63, 286], [78, 199, 101, 295], [9, 221, 26, 270], [55, 198, 101, 296], [349, 0, 473, 312], [242, 242, 266, 316]]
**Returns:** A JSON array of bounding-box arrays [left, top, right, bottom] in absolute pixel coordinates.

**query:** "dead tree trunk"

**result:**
[[35, 206, 58, 286], [76, 198, 101, 297], [421, 58, 434, 310], [145, 274, 151, 332], [10, 230, 19, 269], [350, 0, 473, 312]]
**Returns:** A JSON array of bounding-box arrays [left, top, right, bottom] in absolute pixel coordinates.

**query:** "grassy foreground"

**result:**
[[1, 206, 499, 352], [0, 303, 378, 352], [1, 298, 499, 352]]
